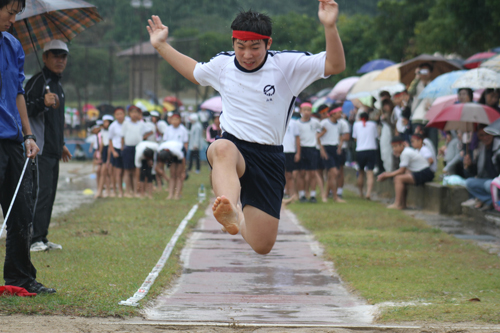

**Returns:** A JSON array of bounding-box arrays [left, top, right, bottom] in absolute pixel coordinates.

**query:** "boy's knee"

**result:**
[[252, 242, 275, 255]]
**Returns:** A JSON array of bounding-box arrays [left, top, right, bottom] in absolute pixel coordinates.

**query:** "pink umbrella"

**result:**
[[426, 103, 500, 131], [463, 52, 497, 69], [425, 91, 482, 121], [327, 77, 359, 101], [200, 96, 222, 112]]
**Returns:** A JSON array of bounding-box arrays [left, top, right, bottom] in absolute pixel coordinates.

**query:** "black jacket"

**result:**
[[25, 66, 65, 159]]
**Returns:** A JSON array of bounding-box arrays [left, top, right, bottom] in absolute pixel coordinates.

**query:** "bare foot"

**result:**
[[124, 193, 133, 198], [94, 193, 102, 199], [365, 196, 371, 201], [109, 191, 116, 198], [335, 198, 346, 203], [103, 192, 109, 198], [166, 195, 173, 200], [322, 196, 328, 203], [212, 196, 239, 235], [387, 204, 402, 210]]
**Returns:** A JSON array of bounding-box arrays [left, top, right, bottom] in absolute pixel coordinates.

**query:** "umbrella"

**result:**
[[480, 54, 500, 73], [425, 92, 482, 121], [327, 76, 359, 101], [11, 0, 102, 55], [374, 64, 401, 82], [426, 103, 500, 131], [357, 59, 396, 74], [484, 118, 500, 136], [163, 96, 183, 106], [346, 70, 400, 100], [342, 100, 355, 116], [379, 54, 462, 86], [418, 70, 468, 100], [162, 101, 175, 112], [463, 52, 497, 69], [200, 96, 222, 112], [312, 96, 334, 113], [452, 68, 500, 89], [133, 99, 163, 113]]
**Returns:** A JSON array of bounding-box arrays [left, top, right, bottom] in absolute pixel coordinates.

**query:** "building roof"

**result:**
[[116, 38, 174, 57]]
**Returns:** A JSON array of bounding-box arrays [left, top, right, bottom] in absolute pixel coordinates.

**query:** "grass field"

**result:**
[[287, 191, 500, 323], [0, 167, 210, 317]]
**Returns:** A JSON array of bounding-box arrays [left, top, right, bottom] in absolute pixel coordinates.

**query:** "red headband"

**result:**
[[232, 30, 270, 41]]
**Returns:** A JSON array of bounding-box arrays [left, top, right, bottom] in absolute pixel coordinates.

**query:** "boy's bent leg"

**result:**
[[240, 205, 279, 255], [207, 140, 245, 235]]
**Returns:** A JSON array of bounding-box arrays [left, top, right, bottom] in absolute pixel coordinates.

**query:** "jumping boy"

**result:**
[[148, 0, 345, 254]]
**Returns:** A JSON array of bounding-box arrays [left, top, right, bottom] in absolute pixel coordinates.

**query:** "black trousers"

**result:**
[[0, 140, 37, 288], [32, 154, 59, 244], [188, 149, 200, 171]]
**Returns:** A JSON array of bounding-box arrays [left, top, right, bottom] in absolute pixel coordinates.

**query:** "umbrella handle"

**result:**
[[0, 158, 30, 238]]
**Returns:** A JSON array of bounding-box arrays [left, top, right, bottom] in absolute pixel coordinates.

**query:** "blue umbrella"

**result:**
[[342, 100, 355, 116], [357, 59, 396, 74], [418, 70, 468, 100]]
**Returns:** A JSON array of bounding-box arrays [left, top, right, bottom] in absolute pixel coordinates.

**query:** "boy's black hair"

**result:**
[[143, 148, 155, 160], [401, 106, 412, 119], [358, 112, 369, 120], [0, 0, 26, 11], [391, 136, 405, 144], [379, 90, 391, 99], [158, 150, 178, 165], [231, 10, 272, 47]]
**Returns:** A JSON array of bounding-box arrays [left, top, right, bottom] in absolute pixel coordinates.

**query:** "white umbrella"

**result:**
[[452, 68, 500, 89]]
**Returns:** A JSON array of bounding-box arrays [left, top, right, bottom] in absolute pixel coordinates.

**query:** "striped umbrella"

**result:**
[[480, 54, 500, 73], [426, 103, 500, 131], [11, 0, 102, 55]]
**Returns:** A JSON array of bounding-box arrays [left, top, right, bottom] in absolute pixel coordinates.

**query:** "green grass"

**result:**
[[0, 166, 210, 317], [288, 191, 500, 324]]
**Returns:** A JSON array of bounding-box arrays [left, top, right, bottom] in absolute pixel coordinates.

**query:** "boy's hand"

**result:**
[[318, 0, 339, 28], [147, 15, 169, 49]]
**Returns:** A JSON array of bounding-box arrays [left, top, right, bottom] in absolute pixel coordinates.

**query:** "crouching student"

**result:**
[[156, 140, 185, 200], [377, 136, 434, 210], [134, 141, 159, 198]]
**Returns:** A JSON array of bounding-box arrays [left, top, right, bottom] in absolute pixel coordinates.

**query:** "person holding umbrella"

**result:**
[[0, 0, 55, 294], [26, 39, 72, 252]]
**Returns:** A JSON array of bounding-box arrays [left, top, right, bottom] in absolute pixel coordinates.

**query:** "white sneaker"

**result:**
[[461, 198, 476, 207], [30, 241, 48, 252], [45, 241, 62, 250]]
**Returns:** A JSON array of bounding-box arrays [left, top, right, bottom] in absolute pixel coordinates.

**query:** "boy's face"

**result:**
[[391, 142, 405, 157], [103, 120, 111, 129], [114, 110, 125, 122], [170, 116, 181, 127], [0, 2, 22, 32], [129, 109, 141, 121], [410, 136, 423, 149], [300, 107, 312, 120], [233, 38, 272, 71]]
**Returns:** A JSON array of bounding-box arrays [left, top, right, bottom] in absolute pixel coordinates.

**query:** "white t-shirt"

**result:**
[[392, 105, 406, 134], [101, 129, 109, 147], [297, 117, 321, 148], [418, 145, 437, 172], [283, 119, 300, 153], [108, 121, 124, 149], [143, 121, 156, 142], [193, 50, 328, 145], [121, 120, 148, 146], [158, 140, 184, 160], [338, 118, 350, 149], [134, 141, 159, 168], [399, 147, 429, 172], [319, 119, 340, 146], [163, 124, 189, 144], [352, 121, 378, 151]]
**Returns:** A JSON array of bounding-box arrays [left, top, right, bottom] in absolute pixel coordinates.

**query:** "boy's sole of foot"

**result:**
[[213, 196, 239, 235]]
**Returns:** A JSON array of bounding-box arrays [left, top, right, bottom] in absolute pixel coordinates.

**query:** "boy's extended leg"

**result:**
[[207, 140, 245, 235]]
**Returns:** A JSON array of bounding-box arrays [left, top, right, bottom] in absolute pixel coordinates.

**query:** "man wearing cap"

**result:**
[[26, 40, 72, 252]]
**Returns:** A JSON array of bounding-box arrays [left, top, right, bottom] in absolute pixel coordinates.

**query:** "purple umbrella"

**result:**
[[200, 96, 222, 112], [357, 59, 396, 74], [327, 76, 359, 101]]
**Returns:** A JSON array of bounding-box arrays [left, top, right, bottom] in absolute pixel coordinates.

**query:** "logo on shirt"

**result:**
[[263, 85, 275, 97]]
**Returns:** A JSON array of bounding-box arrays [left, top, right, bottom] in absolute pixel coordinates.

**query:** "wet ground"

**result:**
[[145, 206, 373, 325], [1, 161, 97, 238]]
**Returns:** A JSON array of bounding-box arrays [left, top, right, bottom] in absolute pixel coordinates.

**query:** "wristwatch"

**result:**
[[24, 134, 37, 142]]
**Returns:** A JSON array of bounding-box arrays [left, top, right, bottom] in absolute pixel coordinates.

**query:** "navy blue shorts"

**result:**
[[339, 148, 347, 166], [322, 145, 340, 170], [356, 149, 377, 171], [412, 167, 434, 186], [111, 148, 123, 169], [299, 147, 318, 170], [209, 132, 285, 219], [285, 152, 298, 172], [122, 145, 136, 170], [140, 159, 154, 183], [102, 146, 109, 164]]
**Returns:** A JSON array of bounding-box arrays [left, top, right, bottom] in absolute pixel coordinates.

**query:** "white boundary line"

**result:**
[[119, 203, 199, 307]]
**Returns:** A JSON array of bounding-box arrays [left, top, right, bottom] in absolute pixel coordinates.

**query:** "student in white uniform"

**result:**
[[352, 112, 378, 200], [377, 136, 434, 210], [95, 115, 114, 198], [108, 107, 126, 197], [156, 140, 185, 200], [147, 2, 345, 254], [134, 141, 159, 198], [296, 103, 322, 203], [411, 133, 437, 174], [282, 115, 300, 202], [336, 111, 350, 198], [317, 106, 345, 203]]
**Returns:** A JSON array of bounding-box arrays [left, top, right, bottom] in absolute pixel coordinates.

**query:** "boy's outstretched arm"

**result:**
[[318, 0, 346, 76], [148, 15, 199, 84]]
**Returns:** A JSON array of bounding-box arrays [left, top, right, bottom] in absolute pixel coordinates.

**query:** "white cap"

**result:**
[[96, 120, 103, 126], [43, 40, 69, 54], [189, 114, 198, 122], [102, 115, 114, 121], [150, 111, 160, 117]]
